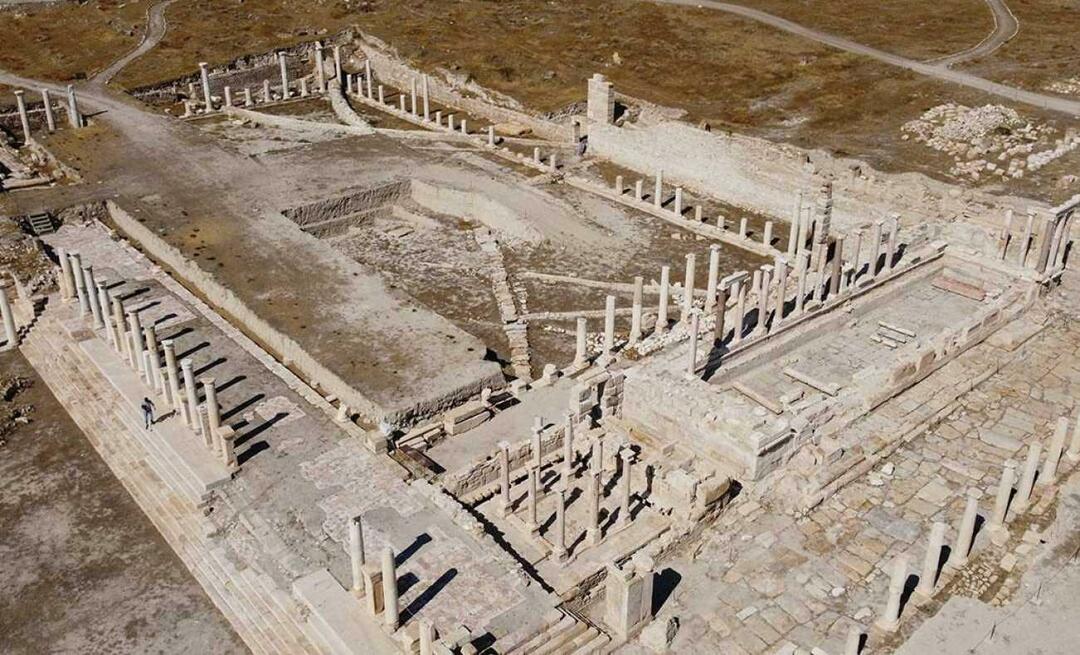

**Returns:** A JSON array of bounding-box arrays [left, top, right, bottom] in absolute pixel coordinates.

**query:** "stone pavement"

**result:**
[[38, 220, 557, 650], [622, 314, 1080, 654]]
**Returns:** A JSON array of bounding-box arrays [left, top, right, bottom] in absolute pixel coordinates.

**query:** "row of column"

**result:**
[[10, 86, 84, 143], [874, 414, 1077, 636], [997, 207, 1073, 275], [492, 416, 637, 563], [56, 249, 238, 470]]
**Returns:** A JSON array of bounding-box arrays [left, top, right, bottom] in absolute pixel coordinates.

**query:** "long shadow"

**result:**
[[216, 374, 247, 394], [133, 300, 161, 315], [396, 571, 421, 597], [236, 440, 269, 465], [221, 392, 265, 421], [193, 356, 227, 376], [176, 341, 209, 360], [160, 326, 194, 342], [936, 544, 953, 584], [565, 486, 583, 510], [401, 568, 458, 621], [899, 573, 919, 616], [652, 567, 682, 613], [154, 312, 178, 326], [118, 287, 150, 302], [104, 280, 126, 291], [234, 411, 288, 447], [971, 511, 988, 546], [396, 533, 432, 567]]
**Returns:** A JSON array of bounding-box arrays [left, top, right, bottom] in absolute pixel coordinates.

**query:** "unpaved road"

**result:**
[[930, 0, 1019, 67], [648, 0, 1078, 117], [94, 0, 180, 86]]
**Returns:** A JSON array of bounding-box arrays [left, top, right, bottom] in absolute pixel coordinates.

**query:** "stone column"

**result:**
[[224, 86, 234, 107], [655, 266, 670, 334], [1041, 416, 1069, 483], [14, 91, 31, 143], [563, 414, 575, 476], [591, 437, 604, 475], [885, 216, 899, 272], [1016, 210, 1035, 267], [127, 311, 146, 374], [951, 488, 980, 567], [199, 62, 213, 110], [41, 88, 56, 132], [97, 284, 116, 348], [629, 276, 644, 345], [613, 175, 624, 195], [1067, 412, 1080, 461], [145, 325, 163, 393], [794, 252, 809, 315], [365, 60, 373, 98], [850, 230, 863, 279], [447, 113, 455, 131], [57, 248, 74, 300], [378, 85, 384, 104], [399, 95, 407, 112], [844, 626, 862, 655], [410, 78, 418, 115], [419, 620, 434, 655], [754, 266, 772, 337], [244, 87, 253, 107], [653, 170, 663, 208], [574, 317, 588, 368], [162, 339, 183, 415], [602, 295, 616, 357], [181, 358, 201, 434], [673, 187, 683, 216], [587, 471, 602, 546], [422, 75, 431, 120], [738, 217, 749, 239], [277, 52, 290, 99], [705, 245, 721, 313], [0, 287, 17, 349], [525, 465, 540, 534], [111, 297, 127, 357], [916, 521, 947, 597], [681, 254, 696, 323], [332, 46, 342, 88], [789, 191, 804, 254], [548, 152, 556, 172], [990, 459, 1017, 529], [381, 546, 399, 630], [488, 125, 495, 147], [83, 266, 104, 328], [634, 180, 644, 201], [314, 42, 326, 92], [829, 236, 844, 298], [346, 73, 353, 95], [71, 253, 89, 316], [712, 283, 729, 346], [263, 79, 272, 102], [349, 515, 365, 595], [531, 416, 543, 467], [868, 220, 884, 280], [66, 84, 81, 128], [732, 280, 747, 345], [497, 440, 511, 518], [763, 220, 773, 247], [773, 258, 789, 327], [202, 377, 222, 450], [1014, 443, 1042, 511], [875, 554, 908, 632], [553, 486, 568, 561], [617, 449, 632, 528], [685, 310, 700, 379]]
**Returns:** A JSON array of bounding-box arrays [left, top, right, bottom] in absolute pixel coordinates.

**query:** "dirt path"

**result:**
[[930, 0, 1019, 67], [648, 0, 1080, 117], [94, 0, 179, 86]]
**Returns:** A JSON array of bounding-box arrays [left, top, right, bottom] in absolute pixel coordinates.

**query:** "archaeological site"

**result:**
[[3, 1, 1080, 653]]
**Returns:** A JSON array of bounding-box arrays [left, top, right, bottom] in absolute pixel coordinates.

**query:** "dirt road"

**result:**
[[930, 0, 1019, 67]]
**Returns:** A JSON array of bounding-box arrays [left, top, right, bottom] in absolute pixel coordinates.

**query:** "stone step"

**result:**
[[292, 569, 400, 655], [507, 613, 577, 655], [564, 630, 610, 655], [531, 618, 589, 655]]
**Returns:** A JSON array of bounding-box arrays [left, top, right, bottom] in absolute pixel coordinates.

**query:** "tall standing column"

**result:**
[[419, 620, 434, 655], [14, 90, 31, 143], [990, 459, 1018, 529], [915, 521, 947, 597], [712, 283, 729, 346], [562, 414, 575, 477], [410, 78, 418, 115], [202, 377, 222, 449], [111, 297, 127, 357], [885, 216, 899, 273], [1040, 416, 1069, 484], [553, 486, 568, 561], [875, 555, 908, 632], [422, 75, 430, 121], [57, 247, 74, 300], [680, 254, 696, 323], [181, 358, 201, 435], [525, 465, 540, 534], [97, 284, 117, 348], [794, 253, 808, 315], [1016, 211, 1035, 267], [332, 46, 343, 89], [656, 266, 670, 334], [673, 187, 683, 217], [789, 191, 803, 257], [868, 220, 884, 280], [828, 236, 844, 298], [685, 310, 701, 380], [71, 253, 89, 316], [381, 547, 399, 630], [199, 62, 213, 110], [0, 287, 18, 349], [66, 84, 81, 128], [349, 516, 366, 595], [128, 311, 146, 375], [83, 266, 104, 328], [314, 42, 326, 92], [850, 230, 863, 279], [602, 295, 616, 358], [617, 449, 632, 528], [653, 169, 664, 208], [1067, 412, 1080, 461], [145, 325, 163, 393], [497, 441, 511, 518], [587, 471, 602, 546], [1014, 442, 1042, 511], [278, 52, 290, 99], [364, 59, 373, 98], [40, 88, 56, 133], [773, 258, 789, 328], [705, 245, 721, 313], [573, 317, 588, 368], [950, 488, 980, 567], [753, 266, 772, 337], [162, 340, 183, 416], [732, 280, 747, 345], [629, 276, 643, 345], [762, 220, 773, 247]]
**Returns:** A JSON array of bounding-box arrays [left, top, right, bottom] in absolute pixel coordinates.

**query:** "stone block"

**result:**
[[443, 400, 492, 435]]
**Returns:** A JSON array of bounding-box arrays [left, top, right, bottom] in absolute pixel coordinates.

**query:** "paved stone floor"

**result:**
[[623, 311, 1080, 654], [0, 350, 247, 655]]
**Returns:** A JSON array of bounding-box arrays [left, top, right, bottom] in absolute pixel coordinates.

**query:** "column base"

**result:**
[[874, 617, 899, 633]]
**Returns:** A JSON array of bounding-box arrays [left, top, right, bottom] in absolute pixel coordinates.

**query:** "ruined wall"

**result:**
[[282, 180, 409, 226], [588, 120, 1043, 237]]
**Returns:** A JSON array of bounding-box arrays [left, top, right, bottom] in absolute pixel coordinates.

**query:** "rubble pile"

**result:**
[[1045, 77, 1080, 96], [901, 104, 1079, 182]]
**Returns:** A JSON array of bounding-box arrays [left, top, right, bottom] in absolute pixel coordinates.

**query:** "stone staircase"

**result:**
[[19, 301, 328, 655], [499, 608, 611, 655]]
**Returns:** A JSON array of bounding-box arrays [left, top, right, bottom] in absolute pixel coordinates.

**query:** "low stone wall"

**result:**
[[282, 180, 409, 227], [441, 426, 568, 499]]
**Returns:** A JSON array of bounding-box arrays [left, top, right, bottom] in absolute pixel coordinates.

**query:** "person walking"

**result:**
[[141, 397, 156, 429]]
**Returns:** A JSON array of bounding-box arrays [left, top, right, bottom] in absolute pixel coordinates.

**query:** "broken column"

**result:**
[[381, 546, 399, 630], [0, 287, 17, 349], [66, 84, 82, 128], [673, 187, 683, 217], [629, 276, 644, 345], [40, 88, 55, 132], [349, 515, 366, 595], [603, 295, 616, 358], [763, 220, 773, 247], [915, 521, 947, 597], [199, 62, 213, 110], [1040, 416, 1069, 484], [680, 253, 695, 323], [875, 554, 908, 632], [1067, 412, 1080, 461], [653, 170, 663, 208], [574, 317, 588, 368], [14, 91, 31, 143], [655, 266, 670, 334], [181, 358, 201, 434]]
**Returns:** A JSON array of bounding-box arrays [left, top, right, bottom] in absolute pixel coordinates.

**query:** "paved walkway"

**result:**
[[649, 0, 1080, 117]]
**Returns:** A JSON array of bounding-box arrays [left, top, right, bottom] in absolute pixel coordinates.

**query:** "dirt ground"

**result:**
[[0, 350, 247, 655]]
